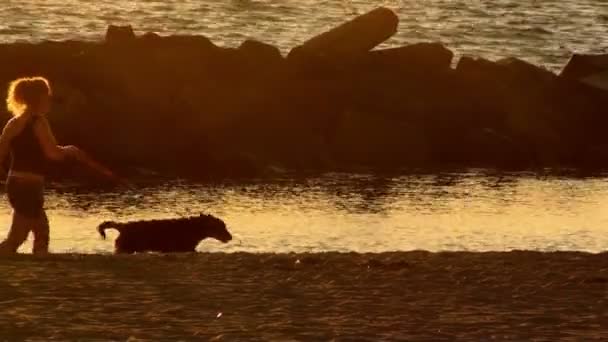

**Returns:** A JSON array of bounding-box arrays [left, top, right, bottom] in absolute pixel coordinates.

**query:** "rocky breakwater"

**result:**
[[0, 7, 606, 180]]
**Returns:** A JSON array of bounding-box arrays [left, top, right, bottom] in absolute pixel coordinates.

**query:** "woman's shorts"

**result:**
[[6, 177, 44, 218]]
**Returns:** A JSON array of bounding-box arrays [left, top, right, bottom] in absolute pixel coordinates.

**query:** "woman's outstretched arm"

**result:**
[[61, 145, 116, 179], [32, 116, 68, 161]]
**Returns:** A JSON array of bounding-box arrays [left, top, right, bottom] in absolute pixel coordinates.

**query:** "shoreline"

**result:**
[[1, 251, 606, 340]]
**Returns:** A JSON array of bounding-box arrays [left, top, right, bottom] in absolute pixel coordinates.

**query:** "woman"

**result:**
[[0, 76, 117, 254]]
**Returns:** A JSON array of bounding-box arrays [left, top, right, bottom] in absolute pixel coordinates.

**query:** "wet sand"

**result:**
[[0, 251, 606, 341]]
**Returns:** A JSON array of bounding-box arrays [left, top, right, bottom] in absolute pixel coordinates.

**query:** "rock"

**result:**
[[239, 39, 283, 63], [496, 57, 557, 84], [464, 128, 533, 168], [550, 55, 608, 158], [457, 56, 557, 85], [456, 55, 496, 72], [363, 42, 454, 73], [581, 69, 608, 92], [237, 39, 286, 79], [454, 56, 559, 117], [341, 43, 457, 124], [330, 110, 430, 167], [560, 53, 608, 91], [47, 81, 89, 133], [493, 58, 568, 164], [287, 7, 398, 63], [142, 34, 217, 54], [105, 25, 136, 45], [140, 32, 161, 41], [560, 53, 608, 80], [453, 56, 508, 127], [6, 23, 608, 173], [204, 151, 265, 178], [454, 56, 574, 165]]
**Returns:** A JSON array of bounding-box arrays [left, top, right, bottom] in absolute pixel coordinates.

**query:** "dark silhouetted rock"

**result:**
[[287, 7, 398, 63], [331, 110, 430, 167], [582, 70, 608, 92], [239, 39, 283, 63], [560, 53, 608, 80], [457, 56, 557, 85], [496, 57, 557, 85], [105, 25, 136, 45], [454, 56, 559, 123], [363, 42, 453, 72], [3, 19, 608, 176], [144, 34, 217, 53], [237, 39, 286, 79], [560, 53, 608, 91], [463, 128, 533, 168], [140, 31, 161, 41], [453, 56, 574, 165], [454, 56, 507, 127]]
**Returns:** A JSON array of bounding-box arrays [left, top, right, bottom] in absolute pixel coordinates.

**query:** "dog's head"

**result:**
[[195, 213, 232, 243]]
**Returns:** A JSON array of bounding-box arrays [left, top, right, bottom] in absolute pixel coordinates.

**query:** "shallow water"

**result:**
[[1, 171, 607, 254], [0, 0, 607, 71]]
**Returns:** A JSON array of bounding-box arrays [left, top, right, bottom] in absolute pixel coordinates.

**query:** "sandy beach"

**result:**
[[0, 251, 606, 341]]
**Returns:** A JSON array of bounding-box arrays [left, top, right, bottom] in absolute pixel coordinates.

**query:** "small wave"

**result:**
[[0, 27, 29, 35], [151, 4, 175, 12], [525, 27, 553, 35]]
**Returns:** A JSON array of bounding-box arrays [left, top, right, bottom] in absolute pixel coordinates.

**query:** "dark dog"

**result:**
[[97, 213, 232, 254]]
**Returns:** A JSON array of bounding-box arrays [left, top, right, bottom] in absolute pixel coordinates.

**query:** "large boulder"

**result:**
[[239, 39, 283, 65], [105, 25, 136, 45], [453, 56, 508, 128], [361, 42, 453, 73], [463, 128, 534, 168], [287, 7, 398, 63], [454, 56, 581, 165], [560, 53, 608, 92], [560, 53, 608, 80], [92, 31, 224, 124], [581, 69, 608, 92], [344, 43, 456, 124], [9, 22, 608, 173], [330, 110, 430, 167], [236, 40, 286, 81], [496, 57, 557, 85]]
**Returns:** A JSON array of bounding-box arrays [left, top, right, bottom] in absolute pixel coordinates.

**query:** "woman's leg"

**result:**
[[31, 210, 49, 254], [0, 211, 31, 253]]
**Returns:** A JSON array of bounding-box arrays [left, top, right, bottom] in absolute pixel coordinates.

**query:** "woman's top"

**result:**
[[9, 116, 46, 175]]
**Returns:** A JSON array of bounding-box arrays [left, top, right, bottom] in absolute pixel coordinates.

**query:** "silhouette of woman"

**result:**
[[0, 77, 117, 254]]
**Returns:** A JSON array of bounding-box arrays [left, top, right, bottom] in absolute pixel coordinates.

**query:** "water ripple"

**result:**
[[0, 0, 606, 70]]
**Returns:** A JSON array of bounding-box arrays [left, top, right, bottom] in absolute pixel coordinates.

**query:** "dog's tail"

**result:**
[[97, 221, 121, 239]]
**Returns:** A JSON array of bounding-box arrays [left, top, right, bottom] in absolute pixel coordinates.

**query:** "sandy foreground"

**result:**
[[0, 251, 606, 341]]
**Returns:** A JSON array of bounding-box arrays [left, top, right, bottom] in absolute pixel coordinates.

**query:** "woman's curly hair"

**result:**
[[6, 76, 52, 116]]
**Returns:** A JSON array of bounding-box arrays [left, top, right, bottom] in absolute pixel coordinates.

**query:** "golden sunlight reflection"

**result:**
[[0, 172, 606, 254]]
